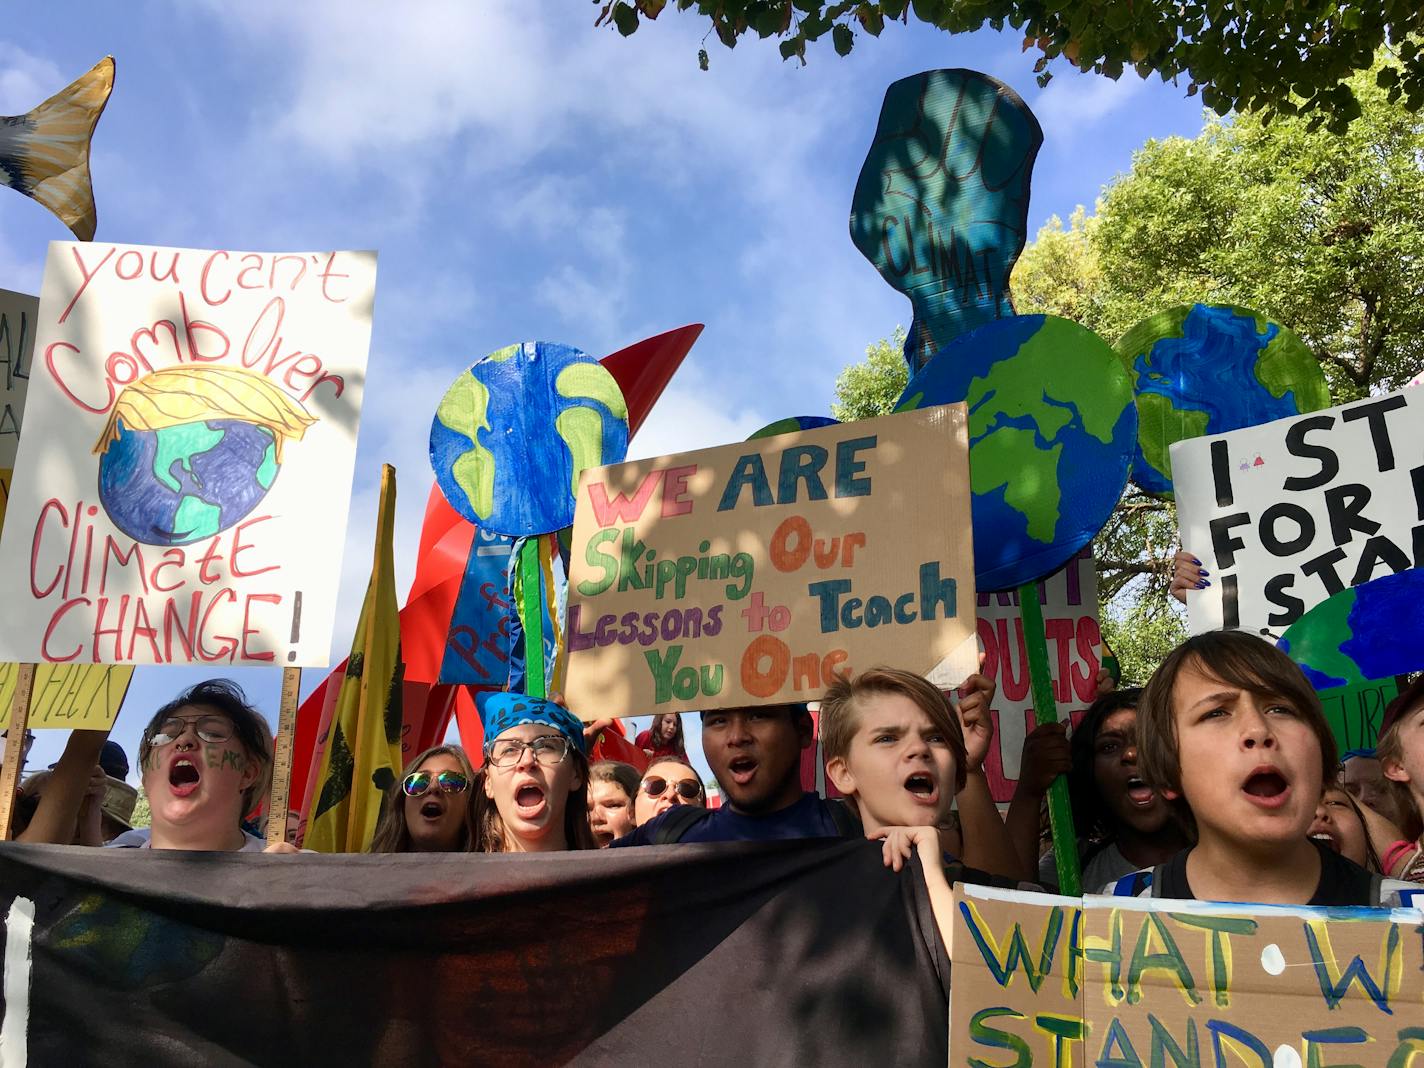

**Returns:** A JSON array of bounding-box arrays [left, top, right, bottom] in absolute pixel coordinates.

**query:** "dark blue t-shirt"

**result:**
[[610, 792, 844, 846]]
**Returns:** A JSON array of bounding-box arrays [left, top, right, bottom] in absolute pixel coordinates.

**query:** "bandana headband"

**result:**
[[477, 693, 587, 756]]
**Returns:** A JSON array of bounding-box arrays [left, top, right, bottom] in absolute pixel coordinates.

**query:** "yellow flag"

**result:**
[[305, 465, 404, 853]]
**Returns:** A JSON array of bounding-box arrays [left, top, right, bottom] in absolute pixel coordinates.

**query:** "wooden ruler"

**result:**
[[0, 664, 36, 841], [264, 664, 303, 847]]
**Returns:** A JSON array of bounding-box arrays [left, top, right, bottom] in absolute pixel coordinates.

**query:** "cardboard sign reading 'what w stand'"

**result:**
[[952, 884, 1424, 1065], [563, 407, 978, 718]]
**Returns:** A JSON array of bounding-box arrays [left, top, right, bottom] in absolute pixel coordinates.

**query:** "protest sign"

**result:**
[[929, 547, 1102, 803], [0, 288, 36, 473], [952, 883, 1424, 1066], [0, 662, 131, 730], [563, 407, 978, 718], [1173, 386, 1424, 636], [0, 242, 376, 667]]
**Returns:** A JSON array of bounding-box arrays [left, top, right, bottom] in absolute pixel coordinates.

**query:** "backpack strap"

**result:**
[[651, 804, 714, 845], [1110, 869, 1153, 897], [826, 798, 863, 838]]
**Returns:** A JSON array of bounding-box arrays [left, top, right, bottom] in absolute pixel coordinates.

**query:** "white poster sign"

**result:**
[[0, 288, 36, 472], [0, 242, 377, 666], [1172, 386, 1423, 635], [929, 546, 1102, 803]]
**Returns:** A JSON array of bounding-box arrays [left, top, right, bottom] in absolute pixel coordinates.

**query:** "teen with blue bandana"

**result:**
[[477, 693, 597, 852]]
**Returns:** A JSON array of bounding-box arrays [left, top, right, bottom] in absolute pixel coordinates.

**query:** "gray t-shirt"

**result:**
[[106, 827, 267, 852], [1039, 841, 1137, 890]]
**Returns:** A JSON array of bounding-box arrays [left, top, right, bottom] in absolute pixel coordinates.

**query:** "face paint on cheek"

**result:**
[[203, 745, 248, 773], [141, 749, 161, 773]]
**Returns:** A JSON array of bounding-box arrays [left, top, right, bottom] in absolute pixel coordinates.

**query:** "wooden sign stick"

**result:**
[[1018, 583, 1083, 896], [0, 664, 36, 841], [264, 665, 303, 847]]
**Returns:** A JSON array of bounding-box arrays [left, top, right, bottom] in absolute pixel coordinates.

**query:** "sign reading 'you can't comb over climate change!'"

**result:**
[[562, 407, 979, 719], [0, 242, 376, 667]]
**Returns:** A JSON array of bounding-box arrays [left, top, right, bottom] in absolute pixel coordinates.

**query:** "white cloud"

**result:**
[[1032, 69, 1147, 130], [0, 43, 63, 116], [628, 369, 768, 463]]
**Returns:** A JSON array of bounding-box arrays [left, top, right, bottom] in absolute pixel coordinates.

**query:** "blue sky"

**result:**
[[4, 2, 1205, 781]]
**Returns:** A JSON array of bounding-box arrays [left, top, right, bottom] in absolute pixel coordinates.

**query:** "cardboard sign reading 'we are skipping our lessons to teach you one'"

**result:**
[[0, 242, 377, 668], [951, 883, 1424, 1067], [1172, 385, 1424, 636], [562, 407, 979, 719]]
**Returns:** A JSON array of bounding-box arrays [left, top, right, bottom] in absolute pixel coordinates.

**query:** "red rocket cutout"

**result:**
[[600, 324, 704, 439]]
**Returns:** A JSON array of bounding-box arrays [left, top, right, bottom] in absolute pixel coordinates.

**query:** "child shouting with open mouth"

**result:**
[[1108, 630, 1411, 906]]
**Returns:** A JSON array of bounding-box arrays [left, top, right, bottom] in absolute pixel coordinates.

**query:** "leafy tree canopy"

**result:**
[[831, 59, 1423, 616], [597, 0, 1423, 132]]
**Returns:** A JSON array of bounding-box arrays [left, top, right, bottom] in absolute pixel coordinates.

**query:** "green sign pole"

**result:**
[[519, 538, 546, 700], [1019, 580, 1082, 895]]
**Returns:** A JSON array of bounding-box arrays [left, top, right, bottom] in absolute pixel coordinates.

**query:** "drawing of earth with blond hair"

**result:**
[[94, 366, 316, 546]]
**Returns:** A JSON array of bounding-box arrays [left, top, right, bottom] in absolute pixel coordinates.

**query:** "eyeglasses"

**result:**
[[642, 776, 702, 800], [486, 734, 571, 768], [402, 769, 471, 797], [147, 715, 234, 747]]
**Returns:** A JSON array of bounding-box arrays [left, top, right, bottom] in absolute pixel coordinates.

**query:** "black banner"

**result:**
[[0, 839, 947, 1066]]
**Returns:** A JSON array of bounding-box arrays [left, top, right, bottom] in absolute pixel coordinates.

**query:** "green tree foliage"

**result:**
[[831, 327, 907, 421], [130, 787, 151, 828], [1101, 598, 1187, 689], [829, 60, 1424, 645], [596, 1, 1424, 132]]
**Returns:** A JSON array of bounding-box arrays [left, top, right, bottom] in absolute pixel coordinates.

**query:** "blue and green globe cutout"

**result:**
[[1277, 569, 1424, 750], [430, 341, 630, 538], [895, 314, 1137, 592], [748, 415, 838, 441], [99, 419, 284, 546], [1116, 303, 1330, 499]]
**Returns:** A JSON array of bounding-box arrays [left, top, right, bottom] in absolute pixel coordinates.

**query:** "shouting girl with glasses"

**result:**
[[104, 679, 277, 853], [369, 745, 483, 853], [634, 758, 706, 827], [477, 694, 597, 852]]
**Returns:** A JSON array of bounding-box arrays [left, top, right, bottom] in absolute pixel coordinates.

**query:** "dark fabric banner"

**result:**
[[0, 839, 948, 1067]]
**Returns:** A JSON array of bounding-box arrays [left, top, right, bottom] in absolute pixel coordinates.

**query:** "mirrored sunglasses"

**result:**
[[402, 769, 471, 797], [643, 776, 702, 800]]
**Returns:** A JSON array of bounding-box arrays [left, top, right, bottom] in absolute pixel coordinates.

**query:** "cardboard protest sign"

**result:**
[[0, 288, 36, 473], [563, 407, 978, 718], [0, 662, 130, 730], [928, 547, 1102, 803], [952, 883, 1424, 1065], [1173, 386, 1424, 636], [0, 242, 376, 666]]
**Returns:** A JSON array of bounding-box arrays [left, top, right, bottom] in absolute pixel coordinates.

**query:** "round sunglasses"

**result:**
[[642, 776, 703, 801], [402, 769, 471, 797]]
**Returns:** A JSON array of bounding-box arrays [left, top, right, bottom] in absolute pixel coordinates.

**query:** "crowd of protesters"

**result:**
[[9, 547, 1424, 924]]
